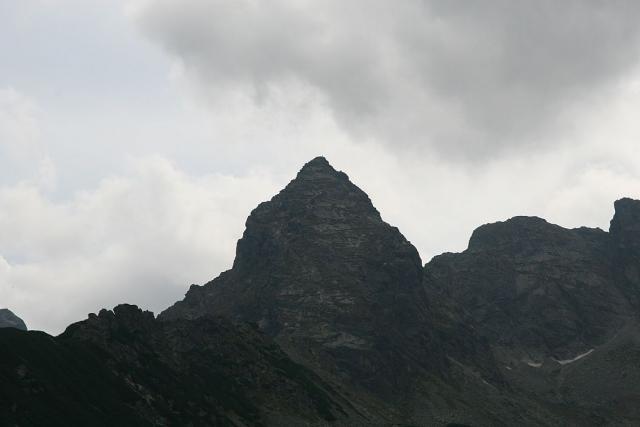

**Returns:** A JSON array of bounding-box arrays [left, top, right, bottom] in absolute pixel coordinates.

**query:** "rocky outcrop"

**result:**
[[610, 197, 640, 253], [0, 309, 27, 331], [610, 197, 640, 309]]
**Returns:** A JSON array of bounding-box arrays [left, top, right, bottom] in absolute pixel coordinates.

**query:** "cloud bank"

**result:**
[[0, 152, 279, 333]]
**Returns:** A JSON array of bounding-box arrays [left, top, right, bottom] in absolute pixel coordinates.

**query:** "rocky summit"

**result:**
[[2, 156, 640, 426], [160, 157, 441, 406], [0, 309, 27, 331]]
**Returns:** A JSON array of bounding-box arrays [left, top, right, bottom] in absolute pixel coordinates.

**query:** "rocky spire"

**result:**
[[610, 197, 640, 251]]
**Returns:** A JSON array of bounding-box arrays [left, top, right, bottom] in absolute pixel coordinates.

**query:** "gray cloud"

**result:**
[[133, 0, 640, 160]]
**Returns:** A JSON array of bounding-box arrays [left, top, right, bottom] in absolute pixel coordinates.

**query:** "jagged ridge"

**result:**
[[2, 156, 640, 426]]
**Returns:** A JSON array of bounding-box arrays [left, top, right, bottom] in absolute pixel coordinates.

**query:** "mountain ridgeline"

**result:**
[[2, 157, 640, 426]]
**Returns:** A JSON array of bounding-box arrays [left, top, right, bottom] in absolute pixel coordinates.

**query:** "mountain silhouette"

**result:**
[[2, 157, 640, 426]]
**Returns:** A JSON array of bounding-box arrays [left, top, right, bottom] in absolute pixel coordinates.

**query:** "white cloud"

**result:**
[[0, 156, 279, 333], [0, 88, 39, 147], [0, 88, 56, 190]]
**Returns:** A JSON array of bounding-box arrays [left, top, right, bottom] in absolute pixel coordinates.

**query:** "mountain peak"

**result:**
[[611, 197, 640, 250], [614, 196, 640, 211], [232, 156, 385, 272], [301, 155, 332, 169], [0, 308, 27, 331], [467, 215, 562, 253], [611, 197, 640, 231], [294, 155, 349, 182], [160, 157, 428, 395]]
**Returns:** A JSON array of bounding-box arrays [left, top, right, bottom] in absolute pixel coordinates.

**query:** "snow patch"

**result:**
[[526, 361, 542, 368], [554, 349, 594, 365]]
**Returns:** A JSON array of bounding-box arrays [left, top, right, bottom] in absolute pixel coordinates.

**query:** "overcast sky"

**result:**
[[2, 0, 640, 333]]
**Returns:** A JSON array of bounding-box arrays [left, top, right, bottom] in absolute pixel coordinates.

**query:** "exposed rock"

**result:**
[[0, 309, 27, 331], [160, 157, 440, 403], [610, 197, 640, 252], [610, 197, 640, 308], [424, 203, 640, 424], [427, 216, 630, 360]]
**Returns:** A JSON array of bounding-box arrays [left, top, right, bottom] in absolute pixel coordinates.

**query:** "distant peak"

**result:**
[[296, 156, 345, 180], [305, 156, 331, 167], [613, 197, 640, 216], [467, 216, 562, 252], [0, 308, 27, 331], [611, 198, 640, 229]]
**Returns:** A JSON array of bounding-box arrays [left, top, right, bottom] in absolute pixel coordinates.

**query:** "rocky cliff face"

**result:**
[[610, 197, 640, 309], [160, 157, 440, 402], [0, 309, 27, 331], [610, 197, 640, 253]]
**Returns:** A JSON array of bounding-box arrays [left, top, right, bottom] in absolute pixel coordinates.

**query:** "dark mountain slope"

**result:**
[[425, 216, 630, 361], [0, 304, 353, 426], [424, 202, 640, 425], [0, 327, 145, 427]]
